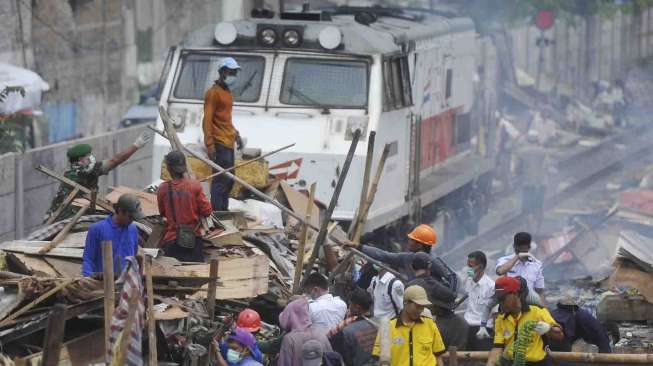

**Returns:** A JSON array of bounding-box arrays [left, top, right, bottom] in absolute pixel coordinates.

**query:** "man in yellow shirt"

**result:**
[[486, 276, 564, 366], [372, 285, 446, 366], [202, 57, 243, 211]]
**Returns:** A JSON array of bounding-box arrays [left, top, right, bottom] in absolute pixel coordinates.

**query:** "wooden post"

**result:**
[[198, 143, 295, 182], [41, 303, 67, 366], [448, 346, 458, 366], [39, 204, 89, 254], [293, 183, 316, 293], [112, 289, 140, 366], [303, 129, 361, 278], [15, 156, 24, 239], [0, 278, 73, 327], [45, 186, 81, 225], [102, 240, 115, 360], [349, 131, 375, 239], [206, 259, 219, 321], [353, 143, 391, 242], [89, 188, 98, 214], [144, 255, 157, 365]]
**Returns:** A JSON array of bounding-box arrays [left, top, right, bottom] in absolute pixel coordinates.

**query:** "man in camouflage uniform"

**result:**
[[44, 131, 153, 223]]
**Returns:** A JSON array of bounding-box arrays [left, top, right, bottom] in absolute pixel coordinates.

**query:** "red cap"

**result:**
[[495, 276, 520, 295]]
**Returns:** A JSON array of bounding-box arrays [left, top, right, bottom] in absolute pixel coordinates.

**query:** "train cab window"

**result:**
[[173, 53, 265, 102], [455, 112, 472, 146], [383, 55, 413, 111], [445, 68, 453, 100], [280, 58, 368, 108]]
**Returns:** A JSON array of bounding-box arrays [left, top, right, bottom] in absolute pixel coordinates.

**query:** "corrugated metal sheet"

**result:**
[[45, 102, 77, 143]]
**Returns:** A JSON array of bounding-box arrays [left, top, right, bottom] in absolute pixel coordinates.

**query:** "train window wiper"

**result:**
[[288, 81, 330, 115], [236, 70, 258, 97]]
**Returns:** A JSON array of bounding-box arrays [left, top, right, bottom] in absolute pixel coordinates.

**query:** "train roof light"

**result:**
[[215, 22, 237, 45], [319, 27, 342, 50], [258, 28, 277, 46]]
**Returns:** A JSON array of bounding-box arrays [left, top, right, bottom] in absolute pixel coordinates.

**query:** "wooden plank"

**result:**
[[102, 240, 114, 361], [293, 183, 316, 293], [41, 304, 67, 366], [105, 186, 159, 218], [143, 255, 157, 366], [1, 241, 84, 259], [0, 279, 74, 327], [54, 231, 88, 248], [43, 257, 82, 278], [7, 253, 60, 277], [35, 165, 115, 213], [39, 205, 89, 254], [15, 329, 105, 366], [280, 180, 320, 230], [207, 259, 219, 321], [45, 186, 80, 225]]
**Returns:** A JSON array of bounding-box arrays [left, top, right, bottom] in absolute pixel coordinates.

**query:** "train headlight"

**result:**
[[258, 28, 277, 46], [319, 26, 342, 50], [283, 29, 301, 47], [214, 22, 237, 45]]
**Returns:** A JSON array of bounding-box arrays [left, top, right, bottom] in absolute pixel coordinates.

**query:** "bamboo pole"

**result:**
[[36, 165, 115, 213], [41, 304, 67, 366], [102, 240, 115, 361], [349, 131, 375, 239], [39, 205, 89, 254], [206, 259, 219, 321], [352, 143, 391, 242], [293, 183, 316, 293], [144, 255, 157, 365], [303, 129, 361, 278], [198, 143, 295, 182], [441, 351, 653, 364]]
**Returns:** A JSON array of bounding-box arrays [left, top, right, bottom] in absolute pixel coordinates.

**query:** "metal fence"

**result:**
[[0, 125, 153, 241]]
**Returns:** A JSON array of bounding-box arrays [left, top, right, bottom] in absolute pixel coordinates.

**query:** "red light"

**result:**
[[535, 10, 554, 31]]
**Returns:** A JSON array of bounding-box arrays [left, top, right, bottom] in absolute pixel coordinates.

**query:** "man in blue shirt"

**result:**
[[82, 193, 143, 277]]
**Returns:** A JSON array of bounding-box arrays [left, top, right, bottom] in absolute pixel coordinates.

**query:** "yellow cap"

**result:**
[[404, 285, 432, 306]]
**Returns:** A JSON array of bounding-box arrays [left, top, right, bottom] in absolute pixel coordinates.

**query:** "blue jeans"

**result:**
[[210, 144, 234, 211]]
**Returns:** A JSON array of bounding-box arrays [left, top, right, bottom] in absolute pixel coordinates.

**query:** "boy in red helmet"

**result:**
[[219, 309, 264, 365]]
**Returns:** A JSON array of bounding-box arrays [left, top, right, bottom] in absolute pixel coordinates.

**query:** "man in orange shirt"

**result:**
[[157, 151, 212, 262], [203, 57, 243, 211]]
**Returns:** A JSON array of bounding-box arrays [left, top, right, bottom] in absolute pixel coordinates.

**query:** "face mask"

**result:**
[[224, 75, 238, 87], [78, 154, 96, 173], [464, 266, 476, 277], [226, 349, 243, 363]]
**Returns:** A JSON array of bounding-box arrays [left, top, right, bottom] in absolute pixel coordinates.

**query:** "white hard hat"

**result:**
[[218, 57, 241, 70]]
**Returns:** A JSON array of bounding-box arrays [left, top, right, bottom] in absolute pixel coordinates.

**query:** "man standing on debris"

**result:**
[[278, 297, 333, 366], [344, 224, 458, 291], [329, 288, 378, 366], [82, 193, 143, 277], [303, 272, 348, 332], [461, 251, 495, 351], [372, 285, 446, 366], [367, 265, 404, 320], [157, 151, 213, 262], [203, 57, 244, 212], [44, 132, 153, 222], [486, 276, 563, 366], [496, 232, 546, 305]]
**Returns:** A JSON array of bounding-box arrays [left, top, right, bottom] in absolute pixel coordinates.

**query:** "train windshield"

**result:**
[[280, 58, 368, 108], [173, 53, 264, 102]]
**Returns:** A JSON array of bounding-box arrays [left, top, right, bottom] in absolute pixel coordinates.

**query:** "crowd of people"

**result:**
[[204, 227, 612, 366]]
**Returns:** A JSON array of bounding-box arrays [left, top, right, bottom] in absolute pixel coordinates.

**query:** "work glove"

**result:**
[[133, 132, 153, 149], [534, 321, 551, 335], [476, 326, 491, 340]]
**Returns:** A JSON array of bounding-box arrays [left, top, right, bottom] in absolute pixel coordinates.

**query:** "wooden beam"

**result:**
[[293, 183, 316, 294], [39, 205, 89, 254], [303, 129, 361, 278], [143, 256, 157, 365], [353, 143, 391, 242], [45, 186, 80, 225], [349, 131, 375, 239], [102, 240, 115, 361], [206, 259, 219, 322], [198, 143, 295, 182], [0, 278, 74, 327], [36, 165, 115, 213], [41, 303, 67, 366]]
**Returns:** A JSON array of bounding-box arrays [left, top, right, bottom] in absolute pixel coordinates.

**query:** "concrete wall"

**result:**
[[0, 125, 153, 242]]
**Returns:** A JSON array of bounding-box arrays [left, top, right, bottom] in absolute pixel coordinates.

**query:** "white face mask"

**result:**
[[81, 154, 96, 173], [224, 75, 238, 87]]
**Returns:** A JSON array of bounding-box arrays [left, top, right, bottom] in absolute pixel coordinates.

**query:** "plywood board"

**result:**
[[15, 328, 105, 366], [0, 241, 83, 259], [280, 181, 320, 229], [155, 306, 188, 320], [7, 253, 59, 277], [44, 257, 82, 278], [106, 186, 159, 217], [56, 231, 88, 248]]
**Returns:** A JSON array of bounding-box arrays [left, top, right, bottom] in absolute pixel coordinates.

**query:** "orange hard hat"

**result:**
[[236, 308, 261, 333], [407, 224, 437, 246]]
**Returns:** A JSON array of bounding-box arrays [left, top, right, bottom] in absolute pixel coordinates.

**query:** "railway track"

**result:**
[[441, 124, 653, 268]]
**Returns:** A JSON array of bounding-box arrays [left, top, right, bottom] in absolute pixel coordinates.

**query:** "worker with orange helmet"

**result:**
[[219, 308, 264, 365], [344, 224, 458, 292]]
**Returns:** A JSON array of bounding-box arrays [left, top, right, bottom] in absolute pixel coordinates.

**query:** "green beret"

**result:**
[[66, 143, 92, 159]]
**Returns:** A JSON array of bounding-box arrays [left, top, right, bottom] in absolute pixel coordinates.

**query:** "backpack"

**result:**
[[372, 276, 401, 317]]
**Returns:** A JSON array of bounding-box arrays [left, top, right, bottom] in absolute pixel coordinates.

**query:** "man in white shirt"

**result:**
[[496, 232, 546, 305], [303, 272, 347, 332], [367, 268, 404, 320], [462, 250, 495, 350]]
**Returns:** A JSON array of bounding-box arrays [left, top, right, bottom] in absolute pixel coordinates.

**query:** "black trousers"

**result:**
[[162, 236, 205, 262], [466, 326, 495, 351], [210, 144, 234, 211]]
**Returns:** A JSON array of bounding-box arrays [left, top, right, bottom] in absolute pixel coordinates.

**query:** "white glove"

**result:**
[[133, 132, 153, 149], [518, 253, 532, 260], [476, 326, 491, 340], [534, 321, 551, 335]]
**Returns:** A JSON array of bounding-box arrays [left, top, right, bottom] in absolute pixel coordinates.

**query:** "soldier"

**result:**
[[44, 131, 153, 222]]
